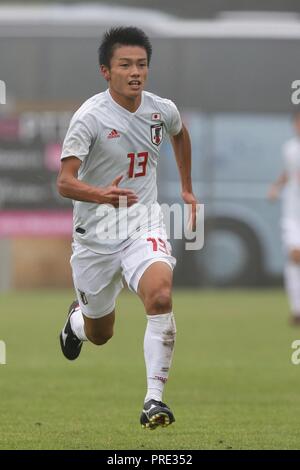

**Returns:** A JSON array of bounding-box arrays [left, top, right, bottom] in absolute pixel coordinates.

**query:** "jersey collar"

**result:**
[[106, 89, 144, 117]]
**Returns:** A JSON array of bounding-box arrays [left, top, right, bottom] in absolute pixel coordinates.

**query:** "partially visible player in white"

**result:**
[[268, 111, 300, 325], [57, 27, 198, 428]]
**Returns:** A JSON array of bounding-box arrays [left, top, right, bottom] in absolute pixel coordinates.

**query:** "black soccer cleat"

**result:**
[[59, 300, 83, 361], [140, 399, 175, 430]]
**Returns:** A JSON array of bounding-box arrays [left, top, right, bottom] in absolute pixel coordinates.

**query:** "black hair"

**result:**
[[98, 26, 152, 68]]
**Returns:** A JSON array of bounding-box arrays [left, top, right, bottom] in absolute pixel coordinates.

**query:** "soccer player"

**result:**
[[268, 110, 300, 325], [57, 27, 198, 428]]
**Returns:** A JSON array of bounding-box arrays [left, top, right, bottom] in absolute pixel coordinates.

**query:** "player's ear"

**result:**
[[100, 64, 110, 81]]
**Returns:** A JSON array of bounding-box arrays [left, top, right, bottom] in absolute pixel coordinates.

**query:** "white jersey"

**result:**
[[61, 89, 182, 253], [282, 137, 300, 220]]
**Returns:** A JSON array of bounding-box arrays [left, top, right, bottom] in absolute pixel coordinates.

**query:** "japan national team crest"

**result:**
[[151, 123, 163, 146]]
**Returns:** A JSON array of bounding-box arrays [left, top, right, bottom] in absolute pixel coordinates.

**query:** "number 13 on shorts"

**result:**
[[147, 237, 170, 255]]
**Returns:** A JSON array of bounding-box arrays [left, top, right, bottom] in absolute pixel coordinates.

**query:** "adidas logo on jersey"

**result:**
[[107, 129, 120, 139]]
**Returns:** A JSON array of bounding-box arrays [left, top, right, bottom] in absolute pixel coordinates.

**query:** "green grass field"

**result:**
[[1, 288, 300, 450]]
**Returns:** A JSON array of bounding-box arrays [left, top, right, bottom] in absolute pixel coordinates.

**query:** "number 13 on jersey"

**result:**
[[127, 152, 149, 178]]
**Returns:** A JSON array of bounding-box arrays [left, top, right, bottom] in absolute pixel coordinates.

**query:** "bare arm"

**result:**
[[57, 156, 138, 207], [170, 123, 199, 230], [268, 171, 288, 201]]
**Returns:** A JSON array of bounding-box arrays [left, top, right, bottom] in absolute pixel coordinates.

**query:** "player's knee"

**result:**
[[88, 330, 113, 346], [146, 289, 172, 314]]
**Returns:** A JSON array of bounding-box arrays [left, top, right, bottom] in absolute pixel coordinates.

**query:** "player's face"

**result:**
[[101, 45, 148, 102]]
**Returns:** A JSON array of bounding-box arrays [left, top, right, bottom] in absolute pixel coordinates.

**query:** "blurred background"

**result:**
[[3, 1, 300, 453], [0, 0, 300, 290]]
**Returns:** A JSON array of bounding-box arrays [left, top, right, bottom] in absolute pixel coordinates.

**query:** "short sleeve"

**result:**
[[61, 116, 96, 162], [165, 99, 182, 136]]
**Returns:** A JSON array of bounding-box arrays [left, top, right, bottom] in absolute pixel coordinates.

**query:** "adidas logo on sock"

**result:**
[[107, 129, 120, 139]]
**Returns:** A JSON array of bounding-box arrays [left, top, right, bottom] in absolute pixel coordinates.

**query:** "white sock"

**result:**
[[284, 261, 300, 316], [70, 306, 88, 341], [143, 312, 176, 403]]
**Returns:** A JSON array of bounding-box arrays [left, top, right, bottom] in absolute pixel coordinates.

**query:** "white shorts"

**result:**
[[70, 229, 176, 319], [281, 217, 300, 251]]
